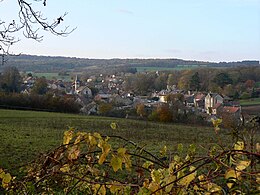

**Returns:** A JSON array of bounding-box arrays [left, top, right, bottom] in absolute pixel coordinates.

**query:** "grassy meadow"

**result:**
[[239, 97, 260, 106], [0, 109, 232, 174], [135, 65, 205, 72]]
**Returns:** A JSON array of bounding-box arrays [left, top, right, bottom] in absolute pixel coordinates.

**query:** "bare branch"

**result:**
[[0, 0, 75, 63]]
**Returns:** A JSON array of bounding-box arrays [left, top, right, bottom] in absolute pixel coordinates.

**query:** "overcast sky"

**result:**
[[1, 0, 260, 62]]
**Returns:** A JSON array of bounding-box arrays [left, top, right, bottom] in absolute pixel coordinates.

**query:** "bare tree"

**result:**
[[0, 0, 75, 64]]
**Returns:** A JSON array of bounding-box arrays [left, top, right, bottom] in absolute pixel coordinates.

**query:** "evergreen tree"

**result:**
[[189, 72, 200, 91]]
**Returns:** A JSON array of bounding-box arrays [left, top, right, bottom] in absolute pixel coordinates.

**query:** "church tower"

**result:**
[[75, 75, 80, 91]]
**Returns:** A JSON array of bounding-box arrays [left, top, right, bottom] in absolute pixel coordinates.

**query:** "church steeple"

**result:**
[[75, 75, 80, 91]]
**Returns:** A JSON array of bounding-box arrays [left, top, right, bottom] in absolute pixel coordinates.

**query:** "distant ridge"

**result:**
[[1, 54, 259, 72]]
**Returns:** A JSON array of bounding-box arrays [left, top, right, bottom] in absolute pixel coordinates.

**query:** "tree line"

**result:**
[[0, 67, 81, 113], [123, 66, 260, 97]]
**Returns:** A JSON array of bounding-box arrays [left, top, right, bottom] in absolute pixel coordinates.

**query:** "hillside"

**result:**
[[1, 54, 259, 73], [0, 109, 232, 174]]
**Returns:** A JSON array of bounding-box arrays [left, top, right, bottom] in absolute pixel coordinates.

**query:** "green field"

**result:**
[[31, 72, 72, 81], [0, 109, 231, 174], [239, 98, 260, 106], [256, 81, 260, 88], [135, 65, 205, 72]]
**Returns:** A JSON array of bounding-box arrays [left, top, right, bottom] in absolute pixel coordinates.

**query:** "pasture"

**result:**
[[240, 97, 260, 106], [0, 109, 231, 174], [134, 64, 206, 72]]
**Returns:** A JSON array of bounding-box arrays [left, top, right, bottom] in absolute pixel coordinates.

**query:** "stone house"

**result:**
[[205, 93, 224, 114]]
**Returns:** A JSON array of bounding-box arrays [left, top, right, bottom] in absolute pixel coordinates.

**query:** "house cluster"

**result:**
[[152, 87, 242, 121], [21, 74, 133, 115], [21, 74, 242, 122]]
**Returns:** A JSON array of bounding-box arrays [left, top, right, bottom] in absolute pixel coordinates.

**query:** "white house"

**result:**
[[205, 93, 223, 114]]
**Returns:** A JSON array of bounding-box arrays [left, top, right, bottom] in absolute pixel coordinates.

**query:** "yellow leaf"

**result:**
[[109, 182, 124, 194], [88, 135, 97, 146], [60, 164, 70, 173], [256, 173, 260, 184], [151, 170, 162, 183], [236, 160, 251, 171], [148, 182, 160, 193], [178, 166, 196, 186], [74, 134, 83, 145], [117, 148, 126, 156], [143, 178, 150, 188], [0, 169, 4, 179], [211, 118, 222, 127], [68, 145, 80, 160], [143, 161, 154, 169], [225, 169, 241, 189], [225, 169, 241, 179], [160, 145, 167, 156], [198, 174, 205, 181], [227, 183, 233, 189], [110, 155, 123, 172], [99, 153, 107, 165], [63, 129, 74, 145], [99, 185, 106, 195], [234, 141, 244, 150], [98, 140, 111, 165], [110, 122, 117, 130], [2, 173, 11, 184], [208, 183, 222, 193], [93, 132, 102, 139], [117, 148, 132, 170], [165, 175, 176, 193], [93, 184, 106, 195], [2, 173, 11, 188], [92, 184, 100, 194]]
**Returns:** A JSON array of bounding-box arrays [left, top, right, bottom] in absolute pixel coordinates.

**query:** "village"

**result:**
[[19, 70, 251, 127]]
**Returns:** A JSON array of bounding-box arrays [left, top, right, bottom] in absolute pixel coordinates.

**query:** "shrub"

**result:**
[[1, 120, 259, 194]]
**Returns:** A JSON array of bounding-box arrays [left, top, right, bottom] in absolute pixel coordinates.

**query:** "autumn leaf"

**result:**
[[110, 122, 117, 130], [93, 132, 102, 139], [234, 141, 244, 150], [93, 184, 106, 195], [160, 145, 167, 156], [98, 139, 111, 165], [165, 175, 176, 193], [109, 182, 124, 194], [88, 134, 97, 146], [0, 169, 4, 178], [143, 161, 154, 169], [236, 160, 250, 171], [211, 118, 222, 133], [225, 169, 241, 188], [110, 155, 123, 172], [68, 145, 80, 160], [148, 182, 160, 193], [178, 166, 196, 186], [117, 148, 132, 170], [151, 169, 162, 183], [63, 128, 74, 145], [60, 164, 70, 173], [1, 173, 12, 188]]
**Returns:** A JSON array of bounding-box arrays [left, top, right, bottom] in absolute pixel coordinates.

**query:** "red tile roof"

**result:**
[[223, 106, 240, 114]]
